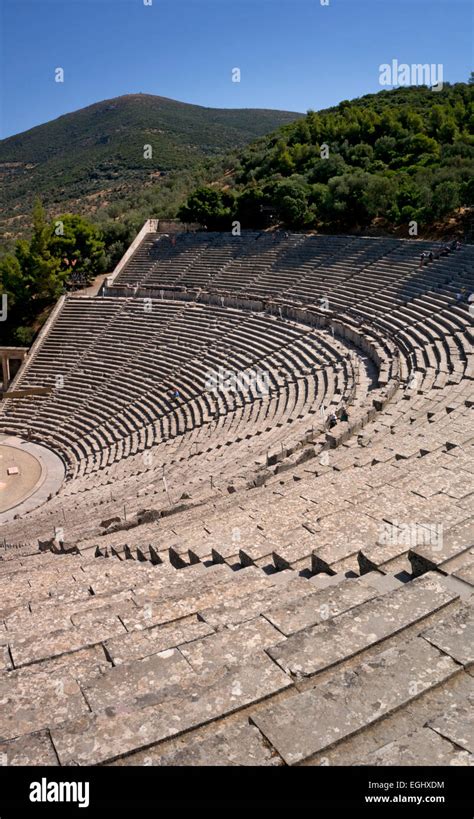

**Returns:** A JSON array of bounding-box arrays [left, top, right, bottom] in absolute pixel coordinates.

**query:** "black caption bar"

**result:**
[[0, 765, 472, 815]]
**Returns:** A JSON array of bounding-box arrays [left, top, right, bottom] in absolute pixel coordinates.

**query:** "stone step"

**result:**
[[0, 730, 60, 766], [130, 562, 238, 604], [8, 609, 128, 668], [357, 571, 404, 594], [82, 647, 195, 712], [111, 719, 283, 767], [408, 519, 474, 577], [262, 576, 378, 636], [238, 541, 274, 568], [427, 702, 473, 754], [311, 532, 378, 574], [104, 615, 214, 666], [0, 659, 90, 742], [50, 653, 292, 765], [199, 575, 316, 629], [353, 725, 472, 766], [358, 539, 410, 574], [452, 556, 474, 587], [125, 568, 294, 630], [179, 616, 283, 674], [251, 637, 459, 765], [421, 602, 473, 667], [267, 573, 457, 678], [272, 536, 315, 571]]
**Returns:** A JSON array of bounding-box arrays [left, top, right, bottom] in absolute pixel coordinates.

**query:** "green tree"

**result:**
[[0, 253, 23, 308], [0, 202, 107, 345], [178, 187, 232, 230], [431, 181, 460, 218], [23, 200, 63, 300], [327, 173, 371, 226], [236, 187, 267, 228], [309, 183, 332, 223], [270, 179, 311, 227], [49, 213, 106, 283], [349, 143, 374, 169], [363, 175, 398, 217]]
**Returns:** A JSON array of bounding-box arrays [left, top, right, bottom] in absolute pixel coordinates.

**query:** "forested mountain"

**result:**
[[0, 93, 301, 240]]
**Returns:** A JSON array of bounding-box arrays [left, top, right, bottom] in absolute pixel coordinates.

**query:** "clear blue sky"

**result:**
[[0, 0, 472, 139]]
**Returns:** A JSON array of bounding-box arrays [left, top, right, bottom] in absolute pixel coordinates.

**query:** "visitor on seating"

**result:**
[[328, 412, 338, 429]]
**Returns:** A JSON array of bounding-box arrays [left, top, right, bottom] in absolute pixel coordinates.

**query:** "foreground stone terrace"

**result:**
[[0, 545, 472, 766], [0, 229, 472, 765]]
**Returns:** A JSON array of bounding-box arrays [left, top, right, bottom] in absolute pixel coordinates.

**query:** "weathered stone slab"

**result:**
[[267, 574, 457, 677], [359, 572, 404, 594], [453, 558, 474, 587], [263, 579, 377, 636], [0, 600, 29, 623], [1, 569, 59, 596], [0, 730, 59, 766], [9, 616, 127, 668], [211, 546, 239, 564], [131, 564, 262, 604], [51, 654, 292, 765], [29, 645, 111, 685], [18, 569, 87, 603], [126, 570, 286, 631], [45, 583, 93, 605], [0, 664, 89, 741], [200, 577, 315, 629], [272, 534, 315, 570], [409, 519, 474, 576], [112, 720, 282, 766], [353, 727, 473, 766], [79, 573, 136, 597], [358, 536, 410, 574], [428, 703, 474, 754], [421, 603, 473, 666], [179, 617, 282, 673], [20, 586, 92, 616], [3, 591, 133, 644], [310, 513, 381, 571], [104, 616, 214, 665], [252, 639, 458, 765], [71, 600, 138, 629], [5, 611, 74, 640], [239, 541, 274, 567], [30, 587, 132, 619], [82, 648, 195, 711]]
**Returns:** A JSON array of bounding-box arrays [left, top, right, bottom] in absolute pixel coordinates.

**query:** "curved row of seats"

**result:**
[[1, 232, 472, 549], [0, 300, 352, 478], [0, 230, 472, 768]]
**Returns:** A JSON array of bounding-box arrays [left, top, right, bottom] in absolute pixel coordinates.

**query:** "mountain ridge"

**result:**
[[0, 93, 302, 238]]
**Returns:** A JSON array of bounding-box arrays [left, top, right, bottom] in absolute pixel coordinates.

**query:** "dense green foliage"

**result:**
[[0, 202, 106, 345], [180, 84, 474, 231]]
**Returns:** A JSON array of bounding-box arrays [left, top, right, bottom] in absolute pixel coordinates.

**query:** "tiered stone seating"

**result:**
[[0, 546, 471, 767], [0, 228, 472, 766]]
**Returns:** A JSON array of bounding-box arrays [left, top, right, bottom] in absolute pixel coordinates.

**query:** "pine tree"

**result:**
[[27, 199, 63, 300]]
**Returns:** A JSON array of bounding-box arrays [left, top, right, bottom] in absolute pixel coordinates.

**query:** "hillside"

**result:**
[[0, 94, 301, 238], [179, 83, 474, 237]]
